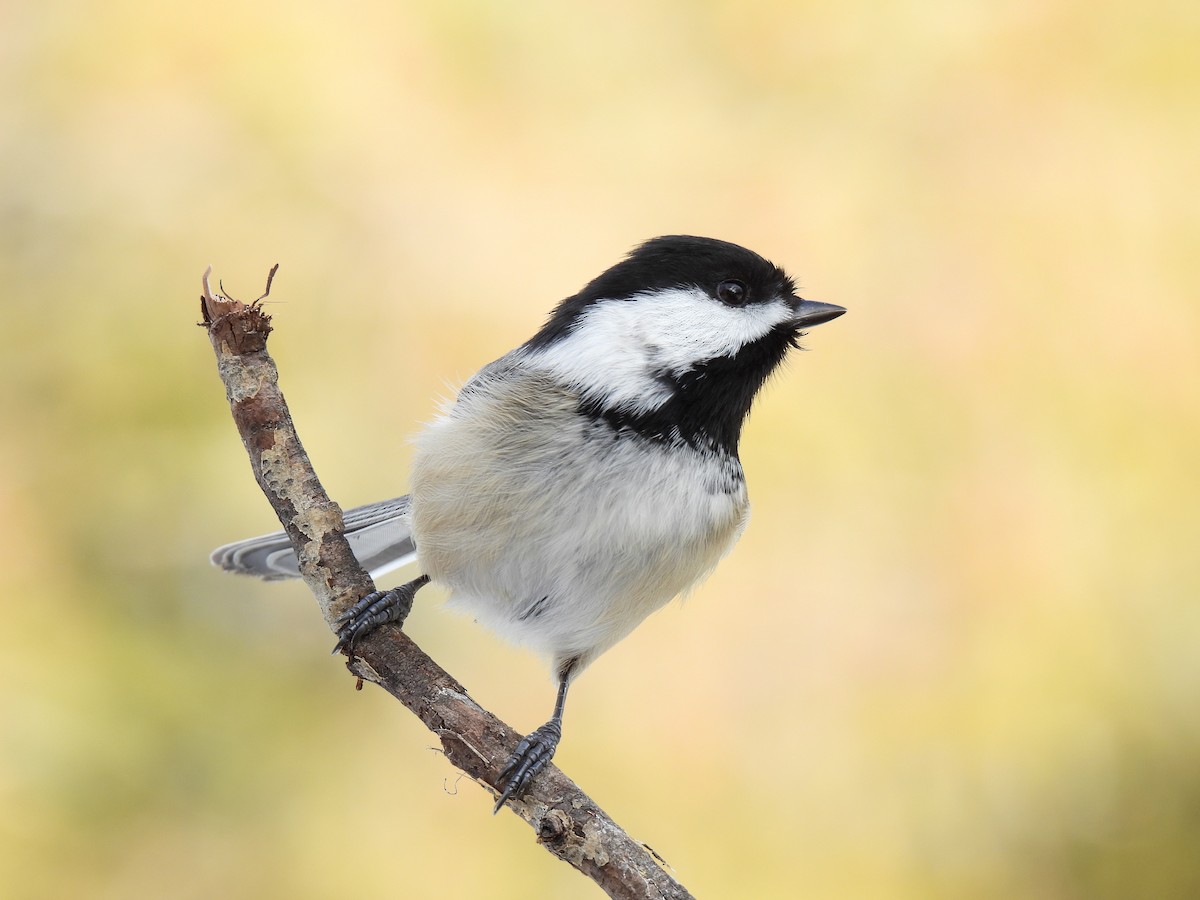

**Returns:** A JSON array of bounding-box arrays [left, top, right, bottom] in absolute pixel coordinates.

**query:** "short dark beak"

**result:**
[[793, 299, 847, 329]]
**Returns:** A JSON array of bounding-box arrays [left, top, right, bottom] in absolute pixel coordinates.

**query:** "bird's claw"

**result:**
[[493, 720, 562, 813], [331, 586, 414, 655]]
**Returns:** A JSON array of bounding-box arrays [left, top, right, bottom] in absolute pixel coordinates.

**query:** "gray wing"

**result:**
[[210, 496, 417, 581]]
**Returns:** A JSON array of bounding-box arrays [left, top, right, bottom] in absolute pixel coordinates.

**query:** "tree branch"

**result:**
[[199, 268, 695, 900]]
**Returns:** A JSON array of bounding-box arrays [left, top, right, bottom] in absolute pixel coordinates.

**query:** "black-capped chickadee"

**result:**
[[212, 235, 845, 810]]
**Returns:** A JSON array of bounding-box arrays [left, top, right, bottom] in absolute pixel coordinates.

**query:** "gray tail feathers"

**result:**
[[210, 496, 417, 581]]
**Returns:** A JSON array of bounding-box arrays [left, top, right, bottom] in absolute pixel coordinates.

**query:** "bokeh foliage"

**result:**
[[2, 1, 1198, 897]]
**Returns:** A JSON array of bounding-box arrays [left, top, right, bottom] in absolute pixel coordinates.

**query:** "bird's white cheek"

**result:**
[[520, 304, 671, 413], [630, 291, 791, 373], [523, 289, 792, 413]]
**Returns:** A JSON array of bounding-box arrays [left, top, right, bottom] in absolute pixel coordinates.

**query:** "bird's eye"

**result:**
[[717, 280, 747, 306]]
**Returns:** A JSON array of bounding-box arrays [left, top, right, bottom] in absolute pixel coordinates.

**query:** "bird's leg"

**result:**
[[494, 663, 576, 813], [332, 574, 430, 655]]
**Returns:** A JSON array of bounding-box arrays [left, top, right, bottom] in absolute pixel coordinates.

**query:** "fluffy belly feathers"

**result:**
[[408, 375, 748, 672]]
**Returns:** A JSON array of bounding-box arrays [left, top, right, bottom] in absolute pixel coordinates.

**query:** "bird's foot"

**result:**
[[331, 575, 428, 655], [493, 720, 562, 813]]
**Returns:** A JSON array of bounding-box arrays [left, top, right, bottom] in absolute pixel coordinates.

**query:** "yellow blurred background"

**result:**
[[2, 1, 1198, 897]]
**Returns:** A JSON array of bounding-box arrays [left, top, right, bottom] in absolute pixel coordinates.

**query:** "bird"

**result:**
[[211, 235, 845, 811]]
